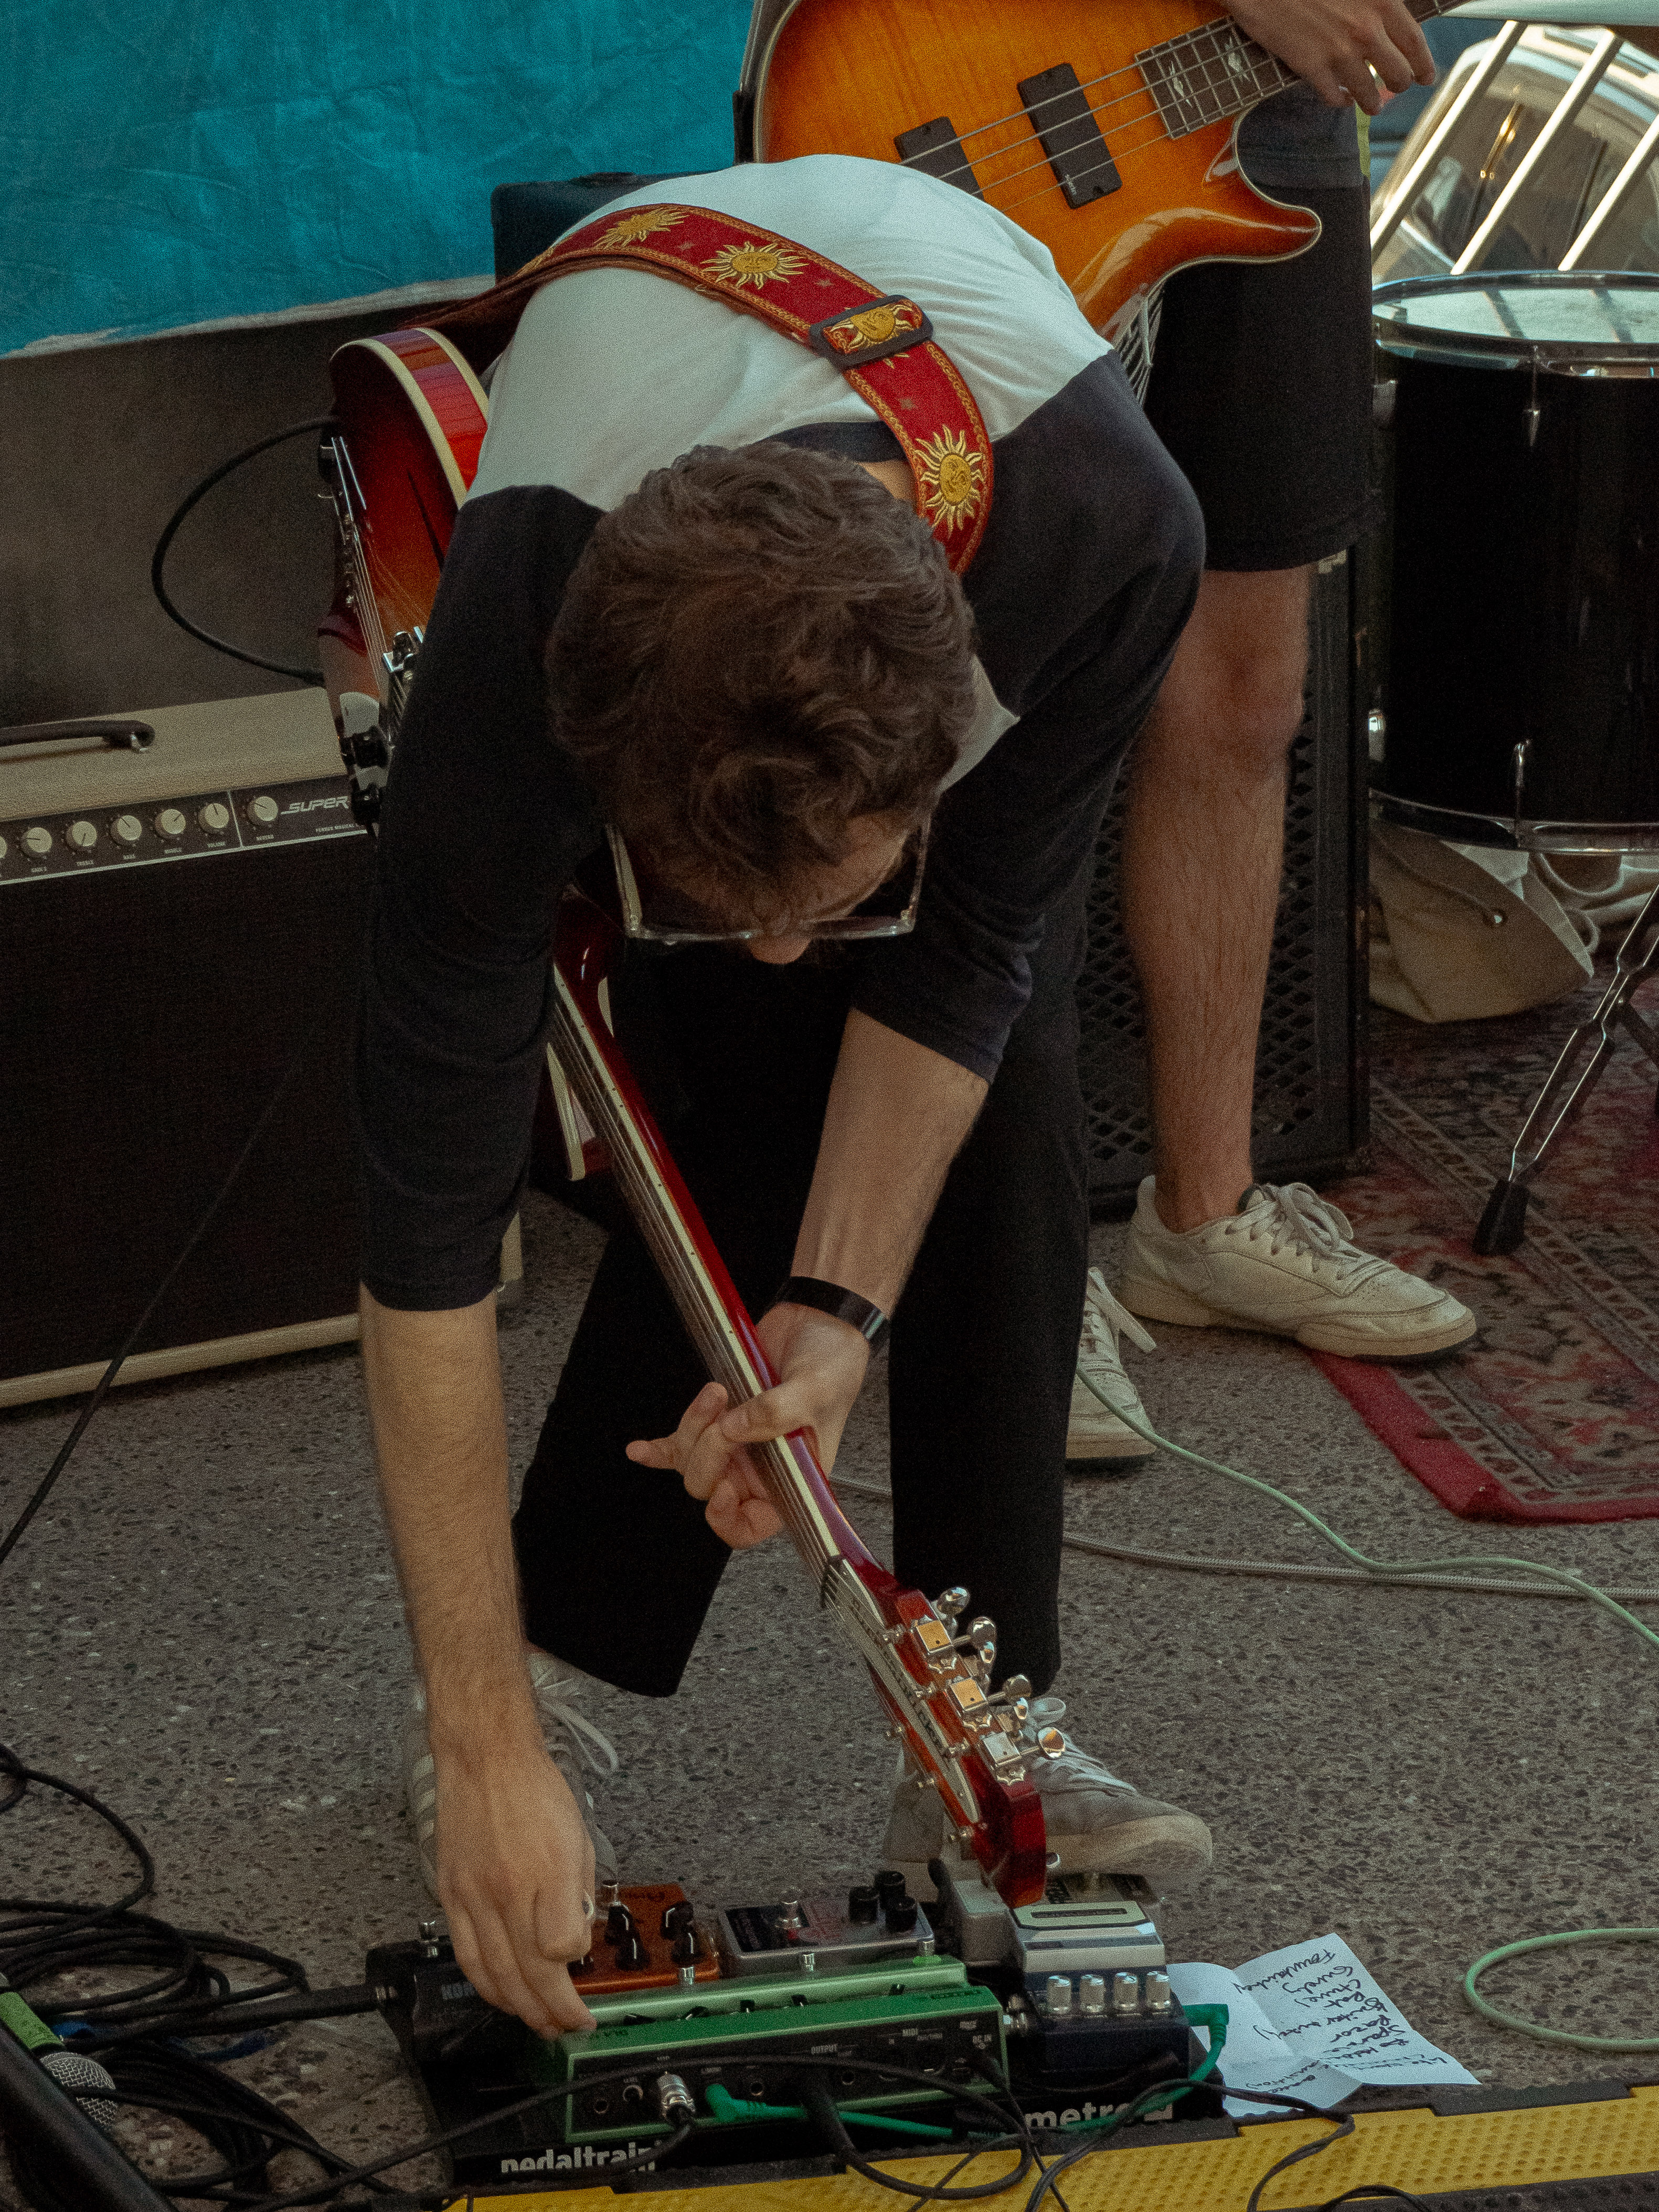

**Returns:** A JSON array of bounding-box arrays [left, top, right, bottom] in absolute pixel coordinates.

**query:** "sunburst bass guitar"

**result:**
[[739, 0, 1456, 343], [315, 325, 1056, 1909]]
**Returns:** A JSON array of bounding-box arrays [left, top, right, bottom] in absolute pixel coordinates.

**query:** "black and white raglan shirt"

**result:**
[[358, 155, 1202, 1313]]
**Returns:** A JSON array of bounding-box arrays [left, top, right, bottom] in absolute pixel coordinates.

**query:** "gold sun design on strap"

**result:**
[[701, 240, 807, 290], [595, 207, 684, 251], [912, 429, 987, 533]]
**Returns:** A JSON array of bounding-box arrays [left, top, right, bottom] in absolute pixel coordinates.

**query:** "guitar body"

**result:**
[[752, 0, 1321, 338], [317, 329, 490, 715]]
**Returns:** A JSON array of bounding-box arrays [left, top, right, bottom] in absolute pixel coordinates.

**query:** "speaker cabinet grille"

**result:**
[[1078, 554, 1370, 1210], [1, 835, 368, 1387]]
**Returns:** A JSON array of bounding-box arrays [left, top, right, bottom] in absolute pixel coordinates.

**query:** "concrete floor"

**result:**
[[3, 1188, 1657, 2203]]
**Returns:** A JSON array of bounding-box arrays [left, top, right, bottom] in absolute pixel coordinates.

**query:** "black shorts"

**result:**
[[1143, 185, 1378, 573]]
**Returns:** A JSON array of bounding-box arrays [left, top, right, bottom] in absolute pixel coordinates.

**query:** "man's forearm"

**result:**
[[359, 1285, 538, 1756], [792, 1008, 988, 1314]]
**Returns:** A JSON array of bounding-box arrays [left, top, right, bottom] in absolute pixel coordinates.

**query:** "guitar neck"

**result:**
[[548, 912, 875, 1591], [1144, 0, 1462, 136]]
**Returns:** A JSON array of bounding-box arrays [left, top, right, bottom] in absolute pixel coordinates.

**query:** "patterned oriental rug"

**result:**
[[1313, 977, 1659, 1523]]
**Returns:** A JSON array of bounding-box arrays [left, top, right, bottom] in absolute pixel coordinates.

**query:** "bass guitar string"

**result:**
[[897, 15, 1292, 165], [895, 28, 1295, 203]]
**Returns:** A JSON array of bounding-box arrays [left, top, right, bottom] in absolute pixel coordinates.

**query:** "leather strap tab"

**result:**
[[429, 204, 993, 572]]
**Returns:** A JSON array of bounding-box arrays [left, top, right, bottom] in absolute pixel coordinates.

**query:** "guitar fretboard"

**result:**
[[1139, 0, 1457, 141]]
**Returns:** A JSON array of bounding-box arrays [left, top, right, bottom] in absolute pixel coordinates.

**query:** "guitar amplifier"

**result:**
[[0, 692, 370, 1405], [1079, 549, 1370, 1209]]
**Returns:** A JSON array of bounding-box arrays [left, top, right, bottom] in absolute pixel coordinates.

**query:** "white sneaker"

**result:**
[[1118, 1177, 1477, 1360], [1067, 1267, 1159, 1470], [402, 1650, 621, 1901], [880, 1696, 1211, 1895]]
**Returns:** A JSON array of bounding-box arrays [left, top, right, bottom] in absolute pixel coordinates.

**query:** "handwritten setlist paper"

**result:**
[[1168, 1936, 1479, 2114]]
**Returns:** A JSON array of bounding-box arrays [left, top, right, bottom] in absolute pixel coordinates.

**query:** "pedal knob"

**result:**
[[605, 1903, 635, 1946], [614, 1931, 649, 1970], [661, 1901, 695, 1940], [672, 1924, 706, 1965], [847, 1885, 879, 1924], [884, 1893, 918, 1934]]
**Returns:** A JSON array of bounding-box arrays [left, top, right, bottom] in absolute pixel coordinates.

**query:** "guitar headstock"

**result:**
[[846, 1563, 1051, 1908]]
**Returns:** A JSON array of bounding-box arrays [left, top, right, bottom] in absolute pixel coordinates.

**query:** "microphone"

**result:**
[[38, 2043, 121, 2130], [0, 1998, 170, 2212]]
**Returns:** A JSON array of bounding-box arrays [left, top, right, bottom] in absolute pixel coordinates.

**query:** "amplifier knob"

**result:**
[[245, 794, 280, 828], [154, 807, 187, 841], [198, 800, 231, 835], [65, 819, 98, 851], [111, 814, 143, 846], [22, 825, 53, 858]]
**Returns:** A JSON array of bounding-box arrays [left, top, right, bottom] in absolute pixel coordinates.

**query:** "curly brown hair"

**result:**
[[547, 442, 976, 927]]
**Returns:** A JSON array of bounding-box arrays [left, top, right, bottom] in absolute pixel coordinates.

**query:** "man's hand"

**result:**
[[625, 1303, 871, 1547], [1227, 0, 1435, 111], [434, 1725, 599, 2035]]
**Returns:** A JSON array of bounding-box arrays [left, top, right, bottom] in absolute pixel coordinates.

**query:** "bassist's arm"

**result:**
[[360, 1286, 599, 2034]]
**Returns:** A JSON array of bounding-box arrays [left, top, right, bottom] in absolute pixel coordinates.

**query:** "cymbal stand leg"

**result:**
[[1473, 882, 1659, 1254]]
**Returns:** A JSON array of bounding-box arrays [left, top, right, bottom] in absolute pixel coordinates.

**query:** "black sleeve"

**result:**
[[852, 358, 1204, 1079], [354, 486, 604, 1311]]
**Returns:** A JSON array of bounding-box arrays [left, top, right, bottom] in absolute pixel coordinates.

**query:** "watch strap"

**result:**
[[770, 1275, 890, 1348]]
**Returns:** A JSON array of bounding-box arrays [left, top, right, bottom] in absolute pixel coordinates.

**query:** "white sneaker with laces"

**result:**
[[1118, 1176, 1477, 1360], [880, 1694, 1211, 1895], [1067, 1267, 1159, 1470], [402, 1649, 621, 1902]]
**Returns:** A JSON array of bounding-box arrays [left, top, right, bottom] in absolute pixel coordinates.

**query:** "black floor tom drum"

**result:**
[[1374, 271, 1659, 852]]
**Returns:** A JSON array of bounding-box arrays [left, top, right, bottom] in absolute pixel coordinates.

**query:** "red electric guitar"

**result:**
[[318, 323, 1053, 1908]]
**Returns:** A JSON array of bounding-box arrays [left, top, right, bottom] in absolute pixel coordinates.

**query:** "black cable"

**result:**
[[800, 2076, 1034, 2205], [0, 1008, 326, 1577], [150, 418, 334, 684], [1310, 2190, 1432, 2210]]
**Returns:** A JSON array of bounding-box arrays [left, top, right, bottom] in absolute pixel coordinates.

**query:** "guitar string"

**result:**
[[897, 14, 1291, 159], [549, 1001, 1015, 1824], [554, 1005, 836, 1572], [894, 27, 1294, 199], [891, 0, 1450, 177]]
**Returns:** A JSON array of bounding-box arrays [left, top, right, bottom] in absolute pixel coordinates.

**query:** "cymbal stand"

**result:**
[[1474, 881, 1659, 1253]]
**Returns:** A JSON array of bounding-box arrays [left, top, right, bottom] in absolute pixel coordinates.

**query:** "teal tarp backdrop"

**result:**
[[3, 0, 747, 356]]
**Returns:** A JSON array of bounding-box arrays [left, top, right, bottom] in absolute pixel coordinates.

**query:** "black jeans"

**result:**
[[511, 871, 1093, 1699]]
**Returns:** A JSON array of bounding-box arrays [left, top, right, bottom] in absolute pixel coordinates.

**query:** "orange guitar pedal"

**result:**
[[570, 1884, 721, 1999]]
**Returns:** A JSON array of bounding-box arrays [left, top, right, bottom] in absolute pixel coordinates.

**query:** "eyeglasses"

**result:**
[[606, 821, 930, 947]]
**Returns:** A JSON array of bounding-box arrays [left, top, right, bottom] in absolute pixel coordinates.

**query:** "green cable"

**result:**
[[1079, 1370, 1659, 1655], [703, 2081, 956, 2137], [1078, 1370, 1659, 2050], [1464, 1931, 1659, 2054]]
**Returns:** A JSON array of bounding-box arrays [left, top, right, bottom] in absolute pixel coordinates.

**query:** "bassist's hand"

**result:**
[[625, 1304, 871, 1549], [1226, 0, 1435, 111]]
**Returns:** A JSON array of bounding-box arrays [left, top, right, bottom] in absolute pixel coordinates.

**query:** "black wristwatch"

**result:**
[[770, 1275, 891, 1349]]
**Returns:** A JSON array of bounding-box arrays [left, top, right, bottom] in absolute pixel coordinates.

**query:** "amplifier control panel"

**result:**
[[0, 775, 364, 886]]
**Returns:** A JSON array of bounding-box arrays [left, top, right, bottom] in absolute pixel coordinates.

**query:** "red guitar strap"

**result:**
[[428, 204, 993, 573]]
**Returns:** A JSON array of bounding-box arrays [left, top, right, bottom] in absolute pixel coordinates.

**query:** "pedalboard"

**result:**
[[372, 1862, 1215, 2190]]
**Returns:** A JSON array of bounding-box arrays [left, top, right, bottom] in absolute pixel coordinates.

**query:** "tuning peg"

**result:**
[[932, 1587, 970, 1623], [1002, 1674, 1032, 1700], [1036, 1726, 1065, 1759], [965, 1616, 997, 1658]]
